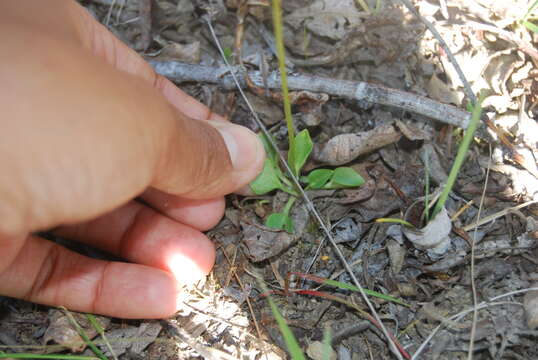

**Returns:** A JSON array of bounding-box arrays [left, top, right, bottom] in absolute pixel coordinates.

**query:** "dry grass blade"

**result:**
[[462, 200, 538, 232], [467, 145, 491, 359], [203, 14, 404, 360]]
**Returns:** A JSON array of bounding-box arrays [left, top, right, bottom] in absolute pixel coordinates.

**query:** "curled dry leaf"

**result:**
[[314, 123, 402, 166], [154, 41, 201, 63], [43, 309, 110, 352], [403, 206, 452, 258], [285, 0, 362, 41], [307, 340, 337, 360], [241, 205, 309, 262], [241, 224, 294, 262]]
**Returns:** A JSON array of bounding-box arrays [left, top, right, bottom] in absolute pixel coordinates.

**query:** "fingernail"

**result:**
[[212, 122, 264, 172], [235, 184, 255, 196]]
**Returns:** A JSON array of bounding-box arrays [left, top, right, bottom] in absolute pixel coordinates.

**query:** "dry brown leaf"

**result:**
[[43, 309, 109, 352], [314, 123, 401, 166], [285, 0, 362, 40]]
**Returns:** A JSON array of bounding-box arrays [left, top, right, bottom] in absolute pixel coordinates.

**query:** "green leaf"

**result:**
[[265, 212, 294, 233], [524, 20, 538, 34], [305, 169, 333, 189], [289, 129, 313, 176], [259, 133, 279, 165], [324, 167, 365, 189], [250, 158, 283, 195]]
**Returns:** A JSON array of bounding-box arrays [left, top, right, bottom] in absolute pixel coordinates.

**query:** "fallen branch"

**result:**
[[150, 61, 471, 129]]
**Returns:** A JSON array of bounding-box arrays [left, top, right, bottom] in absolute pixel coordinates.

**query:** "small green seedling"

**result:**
[[250, 131, 365, 232], [250, 0, 365, 232]]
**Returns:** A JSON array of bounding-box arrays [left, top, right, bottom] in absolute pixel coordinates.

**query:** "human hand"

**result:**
[[0, 0, 264, 318]]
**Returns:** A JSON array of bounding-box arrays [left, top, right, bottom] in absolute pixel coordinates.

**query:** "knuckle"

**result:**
[[24, 243, 61, 303]]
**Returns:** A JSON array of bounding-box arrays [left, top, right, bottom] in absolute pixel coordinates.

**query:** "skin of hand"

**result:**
[[0, 0, 264, 319]]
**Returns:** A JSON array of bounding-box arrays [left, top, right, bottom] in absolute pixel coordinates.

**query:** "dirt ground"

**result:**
[[1, 0, 538, 359]]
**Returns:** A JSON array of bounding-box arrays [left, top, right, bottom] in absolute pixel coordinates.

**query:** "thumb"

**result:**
[[152, 115, 265, 199], [0, 26, 264, 236]]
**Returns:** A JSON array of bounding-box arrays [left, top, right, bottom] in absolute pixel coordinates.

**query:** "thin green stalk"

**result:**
[[271, 0, 296, 173], [283, 196, 296, 216], [431, 99, 483, 219], [424, 150, 430, 225], [86, 314, 116, 360], [62, 309, 108, 360], [258, 281, 306, 360]]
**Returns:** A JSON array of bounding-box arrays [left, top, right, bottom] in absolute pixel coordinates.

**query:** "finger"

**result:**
[[76, 4, 224, 121], [0, 235, 180, 318], [140, 188, 225, 231], [0, 23, 264, 236], [54, 200, 216, 284]]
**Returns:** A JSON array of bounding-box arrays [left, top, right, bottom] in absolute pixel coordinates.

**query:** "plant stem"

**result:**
[[424, 150, 430, 225], [271, 0, 296, 173], [431, 99, 483, 219], [283, 196, 297, 216]]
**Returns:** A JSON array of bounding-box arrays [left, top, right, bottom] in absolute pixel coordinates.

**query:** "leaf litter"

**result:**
[[2, 0, 538, 359]]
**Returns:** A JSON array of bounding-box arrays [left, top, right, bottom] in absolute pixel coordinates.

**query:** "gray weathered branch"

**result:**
[[150, 60, 471, 129]]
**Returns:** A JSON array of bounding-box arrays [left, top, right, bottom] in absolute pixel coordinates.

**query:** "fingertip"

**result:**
[[210, 121, 265, 187], [97, 263, 182, 319], [163, 232, 216, 286]]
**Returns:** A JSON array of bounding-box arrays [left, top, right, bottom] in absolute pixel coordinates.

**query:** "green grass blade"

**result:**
[[86, 314, 116, 360], [424, 149, 430, 224], [271, 0, 295, 170], [259, 282, 306, 360], [431, 97, 483, 219], [62, 310, 108, 360], [523, 20, 538, 33], [322, 279, 409, 306], [289, 272, 410, 307], [375, 218, 415, 228]]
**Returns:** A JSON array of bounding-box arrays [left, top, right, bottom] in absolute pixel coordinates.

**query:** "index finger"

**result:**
[[77, 3, 224, 122]]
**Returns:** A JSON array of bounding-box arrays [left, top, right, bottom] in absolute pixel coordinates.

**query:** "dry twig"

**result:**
[[150, 61, 472, 128]]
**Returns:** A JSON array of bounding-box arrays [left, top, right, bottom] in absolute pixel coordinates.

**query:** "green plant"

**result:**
[[258, 281, 306, 360], [430, 96, 483, 219], [248, 0, 365, 233]]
